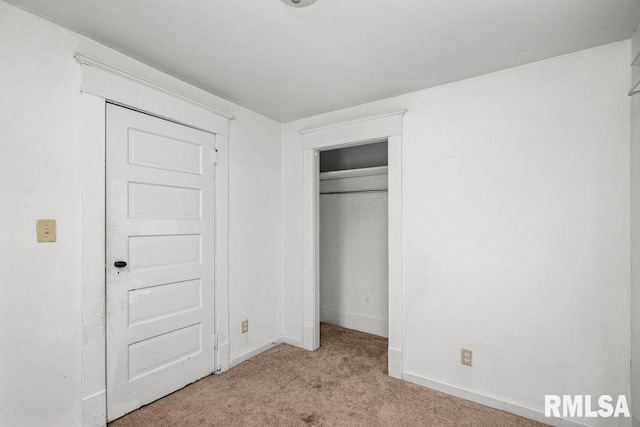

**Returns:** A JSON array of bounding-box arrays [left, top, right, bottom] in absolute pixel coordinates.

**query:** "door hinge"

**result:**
[[213, 148, 219, 166], [214, 333, 219, 350]]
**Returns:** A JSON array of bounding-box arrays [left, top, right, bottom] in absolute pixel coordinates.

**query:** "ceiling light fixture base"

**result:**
[[281, 0, 318, 8]]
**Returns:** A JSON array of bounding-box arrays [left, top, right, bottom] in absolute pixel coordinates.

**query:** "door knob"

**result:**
[[114, 261, 127, 268]]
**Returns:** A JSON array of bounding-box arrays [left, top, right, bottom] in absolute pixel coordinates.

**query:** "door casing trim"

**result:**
[[298, 110, 406, 379], [79, 56, 231, 426]]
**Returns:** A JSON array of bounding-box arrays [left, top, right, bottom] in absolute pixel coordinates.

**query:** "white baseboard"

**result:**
[[387, 346, 402, 379], [320, 308, 388, 338], [227, 333, 309, 369], [229, 337, 281, 368], [281, 335, 305, 348], [82, 389, 106, 427], [402, 371, 595, 427], [303, 325, 316, 350], [216, 341, 230, 372]]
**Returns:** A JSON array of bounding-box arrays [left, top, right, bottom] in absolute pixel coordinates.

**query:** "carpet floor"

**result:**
[[110, 323, 544, 426]]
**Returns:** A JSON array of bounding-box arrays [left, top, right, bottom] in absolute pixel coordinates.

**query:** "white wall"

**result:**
[[0, 3, 82, 425], [631, 49, 640, 427], [320, 186, 389, 337], [632, 91, 640, 427], [0, 2, 283, 425], [283, 41, 631, 426]]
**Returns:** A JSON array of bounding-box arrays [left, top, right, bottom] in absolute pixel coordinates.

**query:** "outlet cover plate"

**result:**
[[461, 348, 472, 366]]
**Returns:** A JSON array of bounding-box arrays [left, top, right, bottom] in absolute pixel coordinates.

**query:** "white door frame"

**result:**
[[77, 54, 232, 426], [299, 110, 406, 379]]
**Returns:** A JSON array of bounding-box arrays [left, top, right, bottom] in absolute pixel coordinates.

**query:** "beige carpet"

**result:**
[[110, 323, 544, 426]]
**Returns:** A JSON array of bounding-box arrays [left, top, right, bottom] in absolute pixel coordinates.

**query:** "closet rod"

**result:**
[[320, 189, 388, 195]]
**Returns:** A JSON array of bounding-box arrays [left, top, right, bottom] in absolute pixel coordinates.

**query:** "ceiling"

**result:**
[[6, 0, 640, 122]]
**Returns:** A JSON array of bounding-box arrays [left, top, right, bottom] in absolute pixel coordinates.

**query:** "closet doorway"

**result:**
[[319, 141, 389, 340], [300, 109, 404, 378]]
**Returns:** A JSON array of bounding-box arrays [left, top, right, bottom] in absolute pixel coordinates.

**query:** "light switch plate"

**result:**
[[36, 219, 56, 243]]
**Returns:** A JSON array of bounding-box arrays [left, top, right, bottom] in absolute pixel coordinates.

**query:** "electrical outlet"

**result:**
[[461, 348, 472, 366], [241, 319, 249, 334]]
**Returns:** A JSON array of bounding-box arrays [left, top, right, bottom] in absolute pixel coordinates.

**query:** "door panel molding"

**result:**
[[80, 60, 230, 427], [106, 105, 216, 421]]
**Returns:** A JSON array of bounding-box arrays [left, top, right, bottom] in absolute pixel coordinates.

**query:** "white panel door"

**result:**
[[106, 104, 216, 421]]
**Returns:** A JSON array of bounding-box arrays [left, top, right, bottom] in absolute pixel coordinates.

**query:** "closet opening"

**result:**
[[318, 140, 389, 345]]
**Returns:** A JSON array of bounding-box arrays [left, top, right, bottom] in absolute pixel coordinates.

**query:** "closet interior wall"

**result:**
[[319, 142, 389, 338]]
